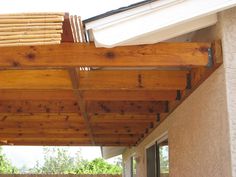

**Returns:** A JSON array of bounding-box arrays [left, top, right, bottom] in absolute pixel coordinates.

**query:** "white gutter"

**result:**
[[85, 0, 236, 48]]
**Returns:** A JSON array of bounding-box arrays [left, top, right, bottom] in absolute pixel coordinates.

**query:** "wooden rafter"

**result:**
[[0, 42, 210, 68], [0, 90, 178, 101], [68, 68, 95, 145], [0, 70, 188, 90]]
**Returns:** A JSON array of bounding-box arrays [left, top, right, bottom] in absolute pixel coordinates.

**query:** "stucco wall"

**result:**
[[123, 7, 236, 177], [220, 7, 236, 177]]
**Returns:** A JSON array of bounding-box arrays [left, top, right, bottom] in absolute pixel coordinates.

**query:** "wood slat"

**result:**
[[91, 114, 156, 123], [0, 42, 211, 68], [0, 133, 140, 139], [0, 90, 76, 101], [80, 70, 188, 90], [0, 113, 84, 122], [0, 70, 72, 89], [0, 70, 187, 90], [87, 101, 168, 115], [0, 90, 177, 101], [0, 100, 80, 113], [0, 128, 89, 134], [0, 122, 86, 129], [0, 140, 135, 146], [82, 90, 177, 101]]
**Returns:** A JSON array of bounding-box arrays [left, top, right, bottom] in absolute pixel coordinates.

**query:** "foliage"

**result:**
[[75, 158, 122, 175], [29, 147, 122, 174], [159, 145, 169, 173], [0, 147, 19, 174], [29, 148, 76, 174]]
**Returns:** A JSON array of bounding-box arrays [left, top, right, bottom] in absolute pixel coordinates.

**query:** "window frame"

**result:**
[[145, 132, 168, 177]]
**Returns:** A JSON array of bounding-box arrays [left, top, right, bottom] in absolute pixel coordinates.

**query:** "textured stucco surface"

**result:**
[[220, 7, 236, 177], [123, 7, 236, 177]]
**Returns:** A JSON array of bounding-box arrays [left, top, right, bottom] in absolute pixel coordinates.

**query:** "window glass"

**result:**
[[146, 138, 169, 177], [131, 156, 137, 177], [158, 140, 169, 177], [146, 144, 156, 177]]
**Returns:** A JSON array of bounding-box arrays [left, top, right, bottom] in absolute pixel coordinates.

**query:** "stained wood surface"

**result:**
[[0, 70, 72, 89], [0, 42, 210, 68], [79, 70, 188, 90], [0, 90, 178, 101], [0, 41, 221, 146]]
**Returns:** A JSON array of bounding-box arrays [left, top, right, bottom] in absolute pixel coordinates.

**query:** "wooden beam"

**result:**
[[0, 90, 76, 101], [79, 70, 188, 90], [0, 70, 187, 90], [0, 133, 140, 139], [81, 90, 177, 101], [0, 140, 135, 146], [0, 128, 89, 134], [0, 42, 211, 68], [0, 100, 80, 113], [0, 70, 71, 89], [0, 121, 87, 129], [87, 101, 168, 115], [0, 89, 177, 101], [90, 114, 156, 123], [0, 113, 84, 122], [68, 68, 95, 145]]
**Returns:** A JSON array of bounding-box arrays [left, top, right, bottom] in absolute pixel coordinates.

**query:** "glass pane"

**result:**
[[132, 156, 137, 177], [146, 144, 156, 177], [159, 140, 169, 177]]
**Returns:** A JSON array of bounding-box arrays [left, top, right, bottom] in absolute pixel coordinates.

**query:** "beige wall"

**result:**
[[220, 7, 236, 177], [123, 7, 236, 177], [0, 175, 121, 177]]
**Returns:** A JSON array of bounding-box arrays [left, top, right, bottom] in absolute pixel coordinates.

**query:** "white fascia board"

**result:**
[[113, 14, 217, 46], [87, 0, 236, 48], [85, 0, 184, 30], [101, 146, 126, 159]]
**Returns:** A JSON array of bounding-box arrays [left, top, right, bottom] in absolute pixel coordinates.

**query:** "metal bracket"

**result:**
[[207, 48, 213, 68], [176, 90, 182, 100], [156, 114, 160, 122]]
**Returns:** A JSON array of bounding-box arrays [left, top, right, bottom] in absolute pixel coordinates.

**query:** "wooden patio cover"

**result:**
[[0, 15, 223, 146]]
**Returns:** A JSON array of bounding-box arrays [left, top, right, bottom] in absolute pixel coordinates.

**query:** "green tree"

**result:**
[[28, 147, 122, 175], [0, 147, 18, 174], [29, 147, 76, 174], [75, 158, 122, 174]]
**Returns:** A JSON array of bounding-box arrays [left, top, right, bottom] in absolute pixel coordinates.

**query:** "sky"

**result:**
[[2, 146, 102, 168], [0, 0, 140, 169], [0, 0, 141, 20]]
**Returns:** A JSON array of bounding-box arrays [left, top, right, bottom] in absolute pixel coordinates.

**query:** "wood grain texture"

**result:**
[[0, 42, 210, 68], [0, 90, 177, 101], [87, 101, 168, 115], [79, 70, 188, 90], [0, 70, 72, 89], [0, 100, 80, 113], [81, 90, 177, 101], [0, 90, 76, 101]]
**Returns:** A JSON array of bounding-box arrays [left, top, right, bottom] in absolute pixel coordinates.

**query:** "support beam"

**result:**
[[0, 89, 178, 101], [79, 70, 188, 90], [0, 70, 71, 89], [81, 90, 177, 101], [87, 101, 168, 115], [0, 100, 79, 113], [0, 42, 210, 68], [68, 68, 95, 145], [0, 70, 188, 90]]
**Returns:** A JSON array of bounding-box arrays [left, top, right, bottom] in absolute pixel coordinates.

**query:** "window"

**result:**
[[146, 138, 169, 177], [158, 139, 169, 177], [131, 155, 137, 177]]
